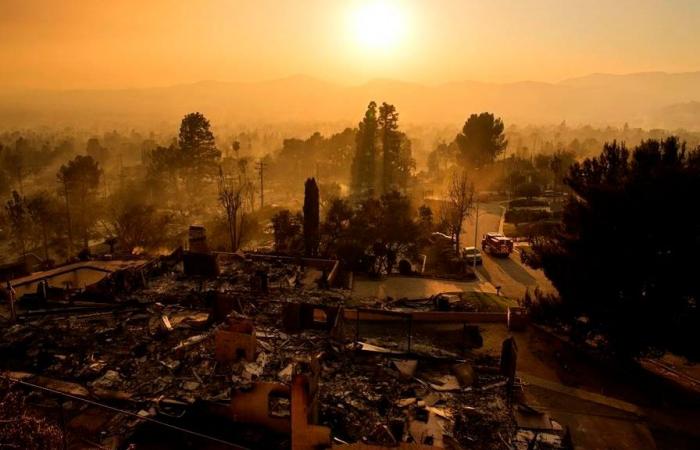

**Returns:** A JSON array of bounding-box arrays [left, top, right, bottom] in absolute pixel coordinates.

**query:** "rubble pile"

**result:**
[[0, 252, 563, 449], [1, 305, 223, 403], [319, 352, 516, 449]]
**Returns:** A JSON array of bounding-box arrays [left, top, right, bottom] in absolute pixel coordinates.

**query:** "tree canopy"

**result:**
[[532, 137, 700, 357], [178, 112, 221, 173], [455, 112, 508, 168], [351, 101, 414, 198]]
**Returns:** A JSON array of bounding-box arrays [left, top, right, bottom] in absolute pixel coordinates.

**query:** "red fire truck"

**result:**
[[481, 232, 513, 257]]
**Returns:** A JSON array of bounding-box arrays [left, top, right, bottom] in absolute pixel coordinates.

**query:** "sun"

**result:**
[[350, 1, 408, 52]]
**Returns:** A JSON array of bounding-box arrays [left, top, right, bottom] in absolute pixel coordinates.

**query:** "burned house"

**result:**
[[0, 240, 565, 450]]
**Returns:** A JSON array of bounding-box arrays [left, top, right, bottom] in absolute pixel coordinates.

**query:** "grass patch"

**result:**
[[460, 290, 517, 312]]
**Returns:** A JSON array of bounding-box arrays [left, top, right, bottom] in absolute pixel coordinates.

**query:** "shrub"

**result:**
[[505, 209, 551, 224], [519, 246, 542, 268], [522, 287, 567, 325], [514, 182, 543, 198], [517, 221, 561, 239], [398, 259, 413, 275], [509, 198, 548, 208]]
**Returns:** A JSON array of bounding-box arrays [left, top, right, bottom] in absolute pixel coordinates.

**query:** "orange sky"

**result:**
[[1, 0, 699, 89]]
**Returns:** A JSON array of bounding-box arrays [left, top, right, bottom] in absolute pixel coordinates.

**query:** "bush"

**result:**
[[517, 221, 561, 239], [519, 246, 542, 268], [505, 209, 551, 224], [509, 198, 548, 208], [522, 287, 567, 325], [398, 259, 413, 275], [514, 182, 543, 198]]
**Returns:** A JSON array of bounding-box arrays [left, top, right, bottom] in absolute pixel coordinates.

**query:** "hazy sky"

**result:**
[[1, 0, 699, 89]]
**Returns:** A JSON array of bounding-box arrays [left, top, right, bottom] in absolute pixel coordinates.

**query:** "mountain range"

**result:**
[[2, 71, 700, 129]]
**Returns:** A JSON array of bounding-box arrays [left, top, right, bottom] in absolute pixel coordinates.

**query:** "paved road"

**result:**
[[350, 200, 556, 301], [461, 201, 556, 300]]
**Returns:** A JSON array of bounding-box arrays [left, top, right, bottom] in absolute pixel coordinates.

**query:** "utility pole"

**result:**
[[473, 200, 479, 270], [256, 160, 266, 210]]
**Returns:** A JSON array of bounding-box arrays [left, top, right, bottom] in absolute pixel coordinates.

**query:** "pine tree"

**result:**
[[351, 102, 378, 197], [178, 112, 221, 176], [378, 102, 400, 194]]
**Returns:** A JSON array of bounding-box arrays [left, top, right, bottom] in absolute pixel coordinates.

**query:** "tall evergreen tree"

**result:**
[[178, 112, 221, 176], [378, 102, 401, 194], [351, 102, 378, 197], [303, 177, 320, 256], [395, 132, 415, 191]]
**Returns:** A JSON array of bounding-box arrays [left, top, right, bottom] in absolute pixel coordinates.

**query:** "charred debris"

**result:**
[[1, 229, 567, 450]]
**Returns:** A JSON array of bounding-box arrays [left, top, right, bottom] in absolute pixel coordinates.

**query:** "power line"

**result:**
[[1, 374, 249, 450]]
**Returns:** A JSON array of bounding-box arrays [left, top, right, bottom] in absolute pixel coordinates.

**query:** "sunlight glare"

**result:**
[[350, 1, 408, 53]]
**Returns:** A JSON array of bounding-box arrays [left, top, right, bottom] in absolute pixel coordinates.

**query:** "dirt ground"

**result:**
[[352, 274, 495, 299], [477, 323, 700, 450]]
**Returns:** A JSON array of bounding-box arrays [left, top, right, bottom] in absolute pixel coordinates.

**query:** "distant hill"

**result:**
[[651, 101, 700, 130], [2, 71, 700, 129]]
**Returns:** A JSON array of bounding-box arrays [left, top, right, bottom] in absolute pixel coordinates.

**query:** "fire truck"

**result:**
[[481, 232, 513, 257]]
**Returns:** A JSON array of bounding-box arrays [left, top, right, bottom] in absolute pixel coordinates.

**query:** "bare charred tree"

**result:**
[[443, 170, 474, 257], [237, 157, 256, 211], [303, 177, 320, 256], [218, 166, 245, 252]]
